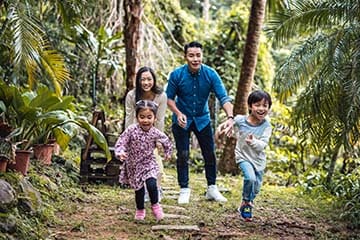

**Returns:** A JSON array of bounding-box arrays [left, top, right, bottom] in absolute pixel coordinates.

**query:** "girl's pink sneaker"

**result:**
[[135, 209, 146, 221], [151, 203, 164, 221]]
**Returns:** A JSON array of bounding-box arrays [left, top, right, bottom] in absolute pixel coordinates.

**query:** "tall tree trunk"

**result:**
[[202, 0, 210, 23], [123, 0, 142, 91], [218, 0, 267, 174], [122, 0, 142, 132], [326, 144, 340, 185]]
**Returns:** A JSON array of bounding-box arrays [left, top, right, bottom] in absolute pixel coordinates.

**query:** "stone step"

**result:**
[[162, 205, 186, 211], [151, 225, 200, 231], [164, 213, 191, 219]]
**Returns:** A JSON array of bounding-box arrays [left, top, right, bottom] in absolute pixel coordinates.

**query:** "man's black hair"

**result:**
[[184, 41, 202, 54]]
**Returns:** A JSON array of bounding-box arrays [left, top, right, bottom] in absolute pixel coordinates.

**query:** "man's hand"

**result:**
[[218, 118, 234, 137], [177, 113, 187, 128]]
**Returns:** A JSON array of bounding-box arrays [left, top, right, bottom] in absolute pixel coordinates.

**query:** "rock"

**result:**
[[18, 178, 42, 213], [163, 213, 191, 219], [0, 179, 17, 213], [0, 213, 17, 233], [151, 225, 200, 231]]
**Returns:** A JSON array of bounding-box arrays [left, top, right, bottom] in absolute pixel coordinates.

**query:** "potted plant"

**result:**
[[0, 81, 111, 166], [0, 119, 29, 175], [0, 121, 15, 172]]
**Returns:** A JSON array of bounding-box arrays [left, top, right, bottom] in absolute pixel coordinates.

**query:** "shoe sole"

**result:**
[[178, 193, 190, 204], [205, 195, 227, 202]]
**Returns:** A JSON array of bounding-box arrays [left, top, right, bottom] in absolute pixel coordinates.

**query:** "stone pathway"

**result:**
[[153, 175, 200, 232]]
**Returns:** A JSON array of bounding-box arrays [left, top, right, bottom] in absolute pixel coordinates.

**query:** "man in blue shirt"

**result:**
[[166, 41, 234, 204]]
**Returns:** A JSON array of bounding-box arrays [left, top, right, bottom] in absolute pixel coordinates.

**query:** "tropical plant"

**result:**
[[0, 81, 111, 160], [265, 0, 360, 183], [0, 0, 74, 95], [0, 120, 16, 165]]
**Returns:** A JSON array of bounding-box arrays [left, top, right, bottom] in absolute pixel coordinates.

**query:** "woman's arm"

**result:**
[[124, 90, 136, 129], [155, 92, 167, 131]]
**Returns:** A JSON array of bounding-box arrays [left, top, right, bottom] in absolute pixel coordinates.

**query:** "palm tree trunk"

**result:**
[[326, 144, 340, 185], [218, 0, 267, 174]]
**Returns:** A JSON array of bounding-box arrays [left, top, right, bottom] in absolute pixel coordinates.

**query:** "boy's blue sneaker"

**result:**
[[238, 203, 253, 221]]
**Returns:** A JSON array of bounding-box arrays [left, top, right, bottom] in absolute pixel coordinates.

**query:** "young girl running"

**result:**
[[219, 90, 272, 222], [124, 66, 167, 201], [115, 100, 172, 221]]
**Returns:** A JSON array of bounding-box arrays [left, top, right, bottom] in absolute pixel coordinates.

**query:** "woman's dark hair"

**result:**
[[135, 100, 158, 117], [247, 90, 272, 114], [184, 41, 203, 54], [135, 66, 163, 102]]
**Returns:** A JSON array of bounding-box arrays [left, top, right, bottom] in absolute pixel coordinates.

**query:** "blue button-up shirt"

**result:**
[[166, 64, 232, 131]]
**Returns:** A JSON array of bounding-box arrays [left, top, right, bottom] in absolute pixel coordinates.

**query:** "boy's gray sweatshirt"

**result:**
[[234, 115, 272, 171]]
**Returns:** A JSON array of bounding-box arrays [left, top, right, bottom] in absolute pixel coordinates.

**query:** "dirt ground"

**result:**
[[49, 171, 359, 240]]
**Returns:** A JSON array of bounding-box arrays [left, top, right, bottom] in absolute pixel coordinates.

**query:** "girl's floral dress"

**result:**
[[114, 124, 172, 190]]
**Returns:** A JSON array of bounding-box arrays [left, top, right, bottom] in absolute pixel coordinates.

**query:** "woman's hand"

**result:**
[[116, 151, 128, 161], [164, 154, 172, 161]]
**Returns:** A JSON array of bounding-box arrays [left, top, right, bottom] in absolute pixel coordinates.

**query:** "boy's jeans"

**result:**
[[239, 161, 264, 202]]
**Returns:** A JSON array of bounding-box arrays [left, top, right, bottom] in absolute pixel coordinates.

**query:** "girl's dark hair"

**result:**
[[184, 41, 203, 54], [135, 100, 158, 117], [135, 66, 163, 102], [248, 90, 272, 113]]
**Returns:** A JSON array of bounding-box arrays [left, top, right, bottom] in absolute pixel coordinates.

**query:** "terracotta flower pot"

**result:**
[[0, 158, 8, 172], [47, 139, 60, 155], [33, 144, 54, 165], [12, 150, 32, 175]]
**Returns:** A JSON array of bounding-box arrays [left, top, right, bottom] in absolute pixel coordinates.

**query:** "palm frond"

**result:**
[[287, 26, 360, 152], [273, 33, 330, 101], [40, 46, 71, 96], [24, 58, 38, 89], [5, 1, 71, 94], [266, 0, 360, 47], [8, 2, 43, 64]]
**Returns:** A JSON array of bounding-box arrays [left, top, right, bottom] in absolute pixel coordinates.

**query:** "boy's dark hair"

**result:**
[[248, 90, 272, 114], [135, 100, 158, 116], [135, 66, 163, 102], [184, 41, 203, 54]]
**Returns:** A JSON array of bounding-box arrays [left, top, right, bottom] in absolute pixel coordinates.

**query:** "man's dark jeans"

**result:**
[[172, 122, 217, 188]]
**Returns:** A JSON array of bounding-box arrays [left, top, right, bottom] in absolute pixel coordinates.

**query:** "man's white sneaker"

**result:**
[[178, 188, 191, 204], [205, 185, 227, 202]]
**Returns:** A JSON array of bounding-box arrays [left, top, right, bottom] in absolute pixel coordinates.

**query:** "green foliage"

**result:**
[[0, 155, 83, 239], [0, 0, 71, 95], [0, 81, 111, 159], [203, 1, 274, 99], [265, 0, 360, 222], [294, 163, 360, 228], [266, 0, 360, 155], [331, 169, 360, 228]]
